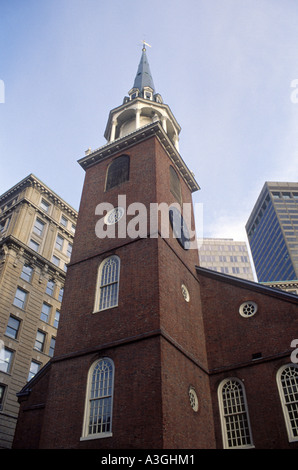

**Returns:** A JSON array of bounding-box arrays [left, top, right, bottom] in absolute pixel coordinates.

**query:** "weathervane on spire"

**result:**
[[142, 40, 152, 51]]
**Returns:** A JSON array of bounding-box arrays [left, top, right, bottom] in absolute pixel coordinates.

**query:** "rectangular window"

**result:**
[[35, 330, 46, 352], [0, 217, 11, 233], [58, 288, 64, 302], [13, 287, 27, 309], [40, 199, 50, 213], [53, 310, 60, 328], [55, 234, 64, 251], [40, 303, 51, 323], [46, 280, 55, 296], [49, 337, 56, 357], [28, 360, 40, 381], [67, 242, 73, 258], [221, 267, 229, 273], [0, 348, 13, 374], [20, 264, 33, 282], [0, 384, 6, 410], [52, 255, 60, 267], [61, 215, 68, 227], [5, 316, 20, 339], [29, 239, 39, 252], [33, 218, 45, 237]]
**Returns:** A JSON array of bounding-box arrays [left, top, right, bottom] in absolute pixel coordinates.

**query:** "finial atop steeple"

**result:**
[[142, 40, 151, 51]]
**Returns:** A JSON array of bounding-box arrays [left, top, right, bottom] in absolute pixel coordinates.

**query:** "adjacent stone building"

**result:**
[[0, 174, 77, 448]]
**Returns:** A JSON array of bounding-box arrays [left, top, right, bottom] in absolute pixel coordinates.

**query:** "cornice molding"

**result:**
[[0, 174, 78, 218], [78, 121, 200, 193]]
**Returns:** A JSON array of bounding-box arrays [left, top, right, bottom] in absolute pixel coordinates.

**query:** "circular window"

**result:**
[[181, 284, 190, 302], [239, 301, 258, 318], [104, 207, 125, 225], [188, 387, 199, 412]]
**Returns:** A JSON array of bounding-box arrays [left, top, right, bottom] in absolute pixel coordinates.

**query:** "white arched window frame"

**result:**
[[277, 364, 298, 442], [94, 256, 120, 312], [218, 377, 254, 449], [81, 358, 115, 441]]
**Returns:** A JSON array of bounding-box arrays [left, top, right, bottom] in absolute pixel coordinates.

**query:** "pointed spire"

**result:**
[[133, 43, 155, 94]]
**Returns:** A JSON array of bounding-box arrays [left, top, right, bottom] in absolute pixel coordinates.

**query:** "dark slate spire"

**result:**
[[133, 44, 155, 93]]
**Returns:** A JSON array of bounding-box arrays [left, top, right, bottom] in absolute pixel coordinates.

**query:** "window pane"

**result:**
[[5, 316, 20, 339], [40, 303, 51, 322], [98, 257, 120, 311], [28, 361, 40, 381], [53, 310, 60, 328], [35, 331, 46, 351], [49, 337, 56, 357], [52, 255, 60, 267], [13, 288, 27, 309], [105, 155, 129, 191], [46, 280, 55, 296], [279, 366, 298, 439], [87, 359, 114, 436], [40, 199, 50, 212], [0, 348, 13, 374], [29, 239, 39, 252], [20, 264, 33, 282], [219, 379, 253, 448], [55, 234, 64, 251], [33, 218, 45, 236], [0, 385, 5, 410]]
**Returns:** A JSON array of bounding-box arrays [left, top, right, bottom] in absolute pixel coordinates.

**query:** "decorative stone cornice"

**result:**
[[0, 174, 78, 218]]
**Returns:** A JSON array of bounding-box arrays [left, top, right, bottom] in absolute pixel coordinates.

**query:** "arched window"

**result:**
[[170, 165, 182, 205], [218, 378, 254, 449], [94, 256, 120, 312], [277, 364, 298, 442], [81, 358, 115, 440], [105, 155, 129, 191]]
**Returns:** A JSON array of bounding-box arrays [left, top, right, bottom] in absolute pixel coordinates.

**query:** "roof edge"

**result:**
[[196, 265, 298, 303]]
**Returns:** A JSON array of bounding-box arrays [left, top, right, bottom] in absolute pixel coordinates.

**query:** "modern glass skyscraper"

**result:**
[[246, 182, 298, 282]]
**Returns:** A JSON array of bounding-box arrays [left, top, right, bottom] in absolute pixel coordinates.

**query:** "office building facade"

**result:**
[[199, 238, 255, 281], [246, 182, 298, 282]]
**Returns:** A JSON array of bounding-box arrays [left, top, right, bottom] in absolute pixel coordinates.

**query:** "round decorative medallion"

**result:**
[[239, 301, 258, 318], [104, 207, 125, 225], [181, 284, 190, 302], [189, 387, 199, 412]]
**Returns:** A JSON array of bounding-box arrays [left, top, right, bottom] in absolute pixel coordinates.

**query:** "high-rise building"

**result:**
[[0, 174, 77, 448], [199, 238, 255, 281], [12, 47, 298, 450], [246, 182, 298, 282]]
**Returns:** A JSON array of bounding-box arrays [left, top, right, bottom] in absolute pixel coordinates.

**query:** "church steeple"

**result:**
[[132, 43, 155, 96], [104, 45, 181, 151]]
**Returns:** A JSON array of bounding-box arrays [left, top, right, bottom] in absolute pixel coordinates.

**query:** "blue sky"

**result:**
[[0, 0, 298, 243]]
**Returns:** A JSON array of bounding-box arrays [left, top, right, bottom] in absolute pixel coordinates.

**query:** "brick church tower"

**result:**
[[13, 46, 298, 450]]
